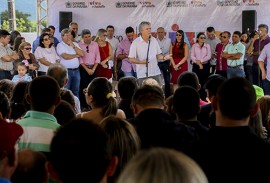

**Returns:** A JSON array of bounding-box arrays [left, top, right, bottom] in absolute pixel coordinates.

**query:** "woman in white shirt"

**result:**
[[34, 33, 60, 76]]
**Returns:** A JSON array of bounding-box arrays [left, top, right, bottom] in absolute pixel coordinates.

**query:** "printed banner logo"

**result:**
[[115, 1, 137, 8], [167, 1, 188, 7], [139, 1, 155, 7], [190, 0, 207, 7], [242, 0, 259, 6], [65, 1, 88, 8], [217, 0, 241, 6], [89, 1, 105, 8]]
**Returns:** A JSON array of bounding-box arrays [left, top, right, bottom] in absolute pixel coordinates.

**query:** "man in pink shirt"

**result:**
[[78, 29, 100, 110], [215, 31, 231, 78]]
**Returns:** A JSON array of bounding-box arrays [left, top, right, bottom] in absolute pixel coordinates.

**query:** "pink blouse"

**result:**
[[190, 43, 211, 64]]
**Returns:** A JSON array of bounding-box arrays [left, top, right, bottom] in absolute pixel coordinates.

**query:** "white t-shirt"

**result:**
[[34, 46, 60, 72], [106, 37, 119, 55], [57, 41, 81, 69], [129, 36, 162, 78]]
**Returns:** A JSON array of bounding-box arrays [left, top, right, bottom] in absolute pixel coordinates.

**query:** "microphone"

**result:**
[[149, 34, 151, 39]]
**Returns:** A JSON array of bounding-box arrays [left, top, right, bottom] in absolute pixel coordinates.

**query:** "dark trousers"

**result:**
[[215, 70, 227, 78], [79, 66, 97, 109], [192, 62, 210, 101], [0, 70, 12, 80], [158, 60, 171, 98], [252, 63, 262, 87]]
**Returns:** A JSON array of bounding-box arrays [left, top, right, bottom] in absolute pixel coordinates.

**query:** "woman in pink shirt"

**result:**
[[190, 33, 211, 101]]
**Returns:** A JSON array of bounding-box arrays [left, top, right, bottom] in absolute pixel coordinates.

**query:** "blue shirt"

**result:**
[[12, 74, 32, 83]]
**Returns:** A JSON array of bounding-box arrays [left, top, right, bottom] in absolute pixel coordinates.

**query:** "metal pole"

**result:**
[[7, 0, 16, 31]]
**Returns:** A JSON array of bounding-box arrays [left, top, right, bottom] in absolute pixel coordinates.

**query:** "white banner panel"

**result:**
[[48, 0, 270, 44]]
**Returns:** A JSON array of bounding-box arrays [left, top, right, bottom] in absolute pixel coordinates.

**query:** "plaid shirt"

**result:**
[[0, 42, 14, 71]]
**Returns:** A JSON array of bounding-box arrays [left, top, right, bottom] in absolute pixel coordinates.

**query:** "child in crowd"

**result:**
[[12, 62, 32, 83]]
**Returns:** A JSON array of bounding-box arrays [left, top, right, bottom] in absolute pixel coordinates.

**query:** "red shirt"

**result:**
[[215, 42, 229, 71]]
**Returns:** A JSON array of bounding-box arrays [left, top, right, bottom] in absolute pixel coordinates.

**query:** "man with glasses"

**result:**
[[0, 30, 19, 80], [156, 27, 172, 98], [215, 31, 231, 78], [78, 29, 100, 110], [222, 31, 245, 78], [206, 27, 220, 75]]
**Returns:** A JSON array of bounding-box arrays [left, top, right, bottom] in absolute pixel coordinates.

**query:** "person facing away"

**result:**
[[47, 118, 118, 183], [184, 77, 270, 183], [12, 62, 32, 83], [17, 76, 61, 155]]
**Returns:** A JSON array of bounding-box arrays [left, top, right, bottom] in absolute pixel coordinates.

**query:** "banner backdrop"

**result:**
[[48, 0, 270, 45]]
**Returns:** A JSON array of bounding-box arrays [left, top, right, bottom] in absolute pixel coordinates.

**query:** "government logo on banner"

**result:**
[[217, 0, 241, 6], [65, 1, 106, 8], [166, 1, 188, 7], [242, 0, 259, 6], [115, 1, 137, 8]]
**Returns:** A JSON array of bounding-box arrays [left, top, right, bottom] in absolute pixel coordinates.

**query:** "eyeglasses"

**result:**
[[103, 34, 107, 37], [83, 88, 88, 95], [221, 36, 227, 38], [199, 37, 206, 39], [24, 47, 32, 50], [86, 46, 89, 53], [43, 38, 50, 41], [176, 34, 182, 36]]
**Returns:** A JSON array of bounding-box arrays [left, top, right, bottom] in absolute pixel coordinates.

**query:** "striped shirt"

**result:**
[[0, 42, 14, 71], [17, 110, 60, 152]]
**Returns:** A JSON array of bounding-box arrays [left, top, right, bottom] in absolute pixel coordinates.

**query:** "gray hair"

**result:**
[[47, 63, 68, 88], [258, 24, 269, 33], [81, 29, 91, 37], [61, 28, 71, 37], [139, 21, 151, 33]]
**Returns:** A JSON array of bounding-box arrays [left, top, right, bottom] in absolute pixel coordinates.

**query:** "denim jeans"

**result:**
[[158, 60, 171, 98], [262, 79, 270, 95], [0, 70, 12, 80], [66, 68, 80, 97], [124, 70, 137, 78], [227, 67, 245, 79]]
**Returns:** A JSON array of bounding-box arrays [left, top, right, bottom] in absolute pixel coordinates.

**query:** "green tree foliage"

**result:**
[[0, 10, 36, 32]]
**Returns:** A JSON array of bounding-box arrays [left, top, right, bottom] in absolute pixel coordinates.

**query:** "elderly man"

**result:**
[[56, 28, 84, 97]]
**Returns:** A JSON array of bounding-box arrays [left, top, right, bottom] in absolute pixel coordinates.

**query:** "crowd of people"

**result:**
[[1, 21, 270, 183]]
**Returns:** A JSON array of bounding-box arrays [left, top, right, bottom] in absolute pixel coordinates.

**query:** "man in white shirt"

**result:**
[[56, 28, 84, 97], [69, 22, 81, 42], [129, 21, 171, 86], [156, 27, 172, 98]]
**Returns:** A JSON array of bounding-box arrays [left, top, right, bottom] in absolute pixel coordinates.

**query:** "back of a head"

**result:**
[[100, 116, 140, 182], [87, 77, 117, 117], [132, 85, 165, 108], [118, 76, 138, 100], [177, 72, 200, 90], [0, 91, 10, 119], [50, 118, 111, 183], [0, 79, 15, 100], [60, 88, 75, 108], [47, 63, 68, 88], [28, 76, 60, 112], [11, 149, 47, 183], [117, 148, 208, 183], [54, 100, 76, 126], [205, 75, 226, 99], [257, 95, 270, 129], [217, 77, 256, 120], [173, 86, 200, 120]]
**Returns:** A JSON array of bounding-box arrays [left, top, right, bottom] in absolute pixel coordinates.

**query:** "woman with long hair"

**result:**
[[14, 42, 39, 79], [34, 33, 60, 76], [13, 37, 25, 53], [95, 29, 113, 79], [190, 32, 211, 100], [77, 77, 126, 123], [170, 30, 189, 90]]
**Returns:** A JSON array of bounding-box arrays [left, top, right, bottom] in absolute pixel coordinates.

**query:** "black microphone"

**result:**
[[149, 34, 151, 39]]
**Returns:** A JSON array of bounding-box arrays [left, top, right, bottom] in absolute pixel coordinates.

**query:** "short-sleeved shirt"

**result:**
[[252, 35, 270, 64], [0, 42, 14, 71], [224, 42, 245, 67], [258, 43, 270, 81], [34, 46, 60, 72], [78, 41, 100, 66], [116, 38, 135, 72], [57, 41, 80, 69], [106, 37, 119, 56], [129, 36, 162, 78], [156, 37, 171, 61], [206, 37, 220, 65]]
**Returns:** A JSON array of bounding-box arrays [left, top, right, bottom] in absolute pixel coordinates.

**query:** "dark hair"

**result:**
[[10, 81, 30, 120], [71, 30, 76, 39], [81, 29, 91, 37], [106, 25, 115, 30], [206, 26, 215, 32], [16, 62, 28, 70], [47, 63, 68, 88], [249, 31, 257, 39], [87, 77, 117, 117], [100, 116, 140, 183], [174, 30, 185, 50], [11, 149, 47, 183], [0, 79, 15, 100], [13, 37, 25, 52], [0, 29, 11, 38], [10, 30, 21, 46], [39, 33, 53, 48], [196, 32, 206, 47], [50, 118, 111, 183], [173, 86, 200, 120], [217, 77, 256, 120], [54, 100, 76, 126], [233, 31, 242, 38], [60, 88, 75, 108], [0, 91, 10, 118], [241, 31, 250, 43], [204, 75, 226, 98], [131, 85, 165, 108], [258, 24, 268, 33], [41, 28, 51, 34], [48, 25, 55, 30], [28, 76, 60, 112], [125, 26, 134, 34], [223, 31, 231, 38], [177, 71, 200, 90], [118, 76, 138, 100]]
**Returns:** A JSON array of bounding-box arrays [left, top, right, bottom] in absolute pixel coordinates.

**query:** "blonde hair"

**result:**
[[94, 28, 106, 42], [117, 148, 208, 183], [142, 78, 160, 87]]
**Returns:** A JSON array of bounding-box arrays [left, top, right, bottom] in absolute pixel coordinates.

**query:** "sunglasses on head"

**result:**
[[86, 46, 89, 53], [24, 47, 32, 50]]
